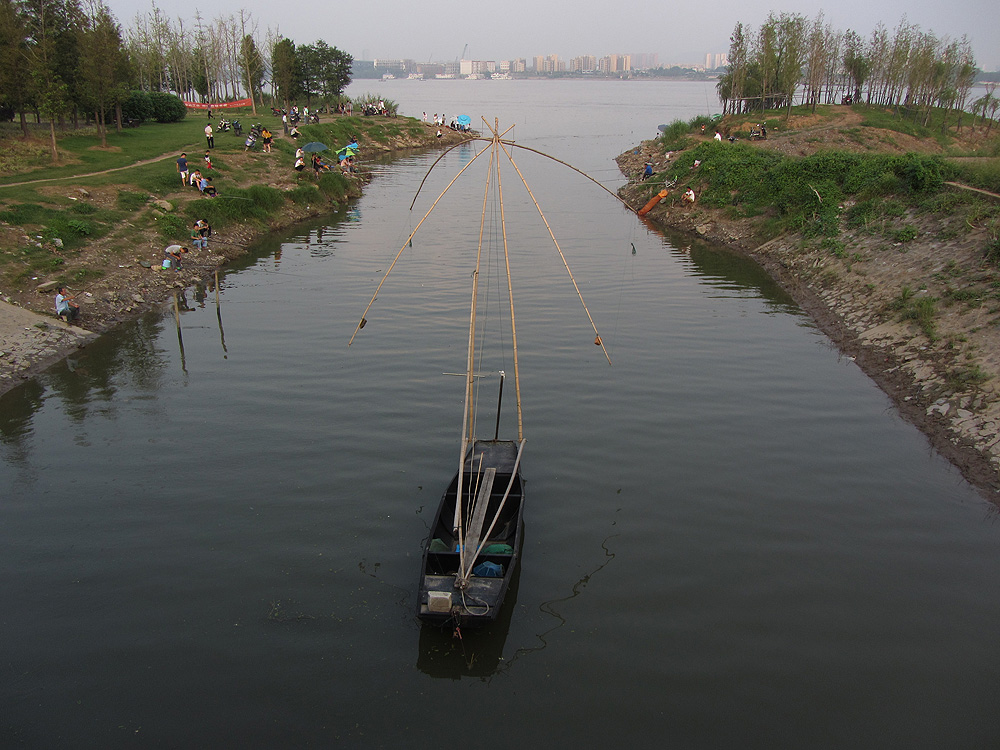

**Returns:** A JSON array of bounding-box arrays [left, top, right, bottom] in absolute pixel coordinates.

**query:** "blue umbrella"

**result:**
[[302, 142, 328, 153], [456, 115, 471, 127]]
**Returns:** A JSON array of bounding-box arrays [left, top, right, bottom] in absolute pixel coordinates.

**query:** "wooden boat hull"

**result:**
[[417, 440, 525, 627]]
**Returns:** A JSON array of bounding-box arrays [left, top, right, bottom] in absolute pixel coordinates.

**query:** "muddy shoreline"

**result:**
[[0, 121, 474, 397], [617, 145, 1000, 503]]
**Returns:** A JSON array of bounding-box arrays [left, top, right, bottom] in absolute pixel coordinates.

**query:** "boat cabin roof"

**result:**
[[465, 440, 520, 474]]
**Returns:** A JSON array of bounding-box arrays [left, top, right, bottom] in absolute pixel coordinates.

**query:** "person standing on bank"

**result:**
[[176, 153, 188, 185], [205, 123, 214, 149]]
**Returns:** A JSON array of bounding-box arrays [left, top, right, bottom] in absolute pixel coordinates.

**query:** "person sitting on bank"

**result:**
[[682, 189, 697, 205], [198, 175, 217, 197], [190, 221, 208, 249], [55, 286, 80, 322], [189, 168, 202, 188], [643, 162, 653, 180], [163, 245, 188, 270]]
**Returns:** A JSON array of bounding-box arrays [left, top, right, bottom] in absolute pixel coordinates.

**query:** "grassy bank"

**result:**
[[619, 105, 1000, 493], [0, 108, 472, 329], [0, 110, 464, 296]]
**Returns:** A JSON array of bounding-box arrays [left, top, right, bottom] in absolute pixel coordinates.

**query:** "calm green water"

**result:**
[[2, 81, 999, 748]]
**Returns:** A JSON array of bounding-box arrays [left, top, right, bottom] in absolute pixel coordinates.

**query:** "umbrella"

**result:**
[[302, 142, 328, 153], [456, 115, 471, 127]]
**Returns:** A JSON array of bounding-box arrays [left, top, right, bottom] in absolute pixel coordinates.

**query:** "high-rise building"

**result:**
[[629, 53, 659, 70]]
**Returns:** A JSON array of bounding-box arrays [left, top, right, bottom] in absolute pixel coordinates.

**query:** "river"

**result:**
[[2, 80, 999, 748]]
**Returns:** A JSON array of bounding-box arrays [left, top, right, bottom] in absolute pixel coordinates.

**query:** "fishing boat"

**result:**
[[349, 119, 629, 629]]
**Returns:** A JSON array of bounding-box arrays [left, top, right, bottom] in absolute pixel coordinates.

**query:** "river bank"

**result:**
[[0, 117, 473, 396], [617, 138, 1000, 500]]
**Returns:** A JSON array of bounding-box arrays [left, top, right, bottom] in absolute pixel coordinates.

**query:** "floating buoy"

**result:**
[[359, 317, 367, 329], [594, 335, 602, 346]]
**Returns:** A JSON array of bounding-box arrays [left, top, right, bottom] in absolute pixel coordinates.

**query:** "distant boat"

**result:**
[[381, 73, 396, 81], [465, 73, 483, 80], [407, 73, 424, 80], [490, 73, 513, 80]]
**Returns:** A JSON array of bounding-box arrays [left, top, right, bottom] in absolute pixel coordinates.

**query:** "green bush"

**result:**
[[121, 91, 154, 123], [899, 154, 944, 192], [148, 92, 188, 123], [658, 119, 694, 151], [155, 213, 187, 239]]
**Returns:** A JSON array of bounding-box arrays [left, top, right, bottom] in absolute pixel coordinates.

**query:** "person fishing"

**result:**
[[163, 245, 188, 270], [54, 286, 80, 322]]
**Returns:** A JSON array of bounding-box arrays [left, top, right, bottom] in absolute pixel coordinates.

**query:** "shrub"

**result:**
[[121, 91, 154, 123], [899, 154, 944, 193], [148, 92, 187, 123], [155, 213, 187, 239]]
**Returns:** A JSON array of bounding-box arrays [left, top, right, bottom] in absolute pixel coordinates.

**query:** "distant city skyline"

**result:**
[[106, 0, 1000, 71]]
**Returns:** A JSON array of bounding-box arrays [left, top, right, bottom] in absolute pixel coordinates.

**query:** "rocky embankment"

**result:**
[[0, 120, 473, 396], [618, 142, 1000, 500]]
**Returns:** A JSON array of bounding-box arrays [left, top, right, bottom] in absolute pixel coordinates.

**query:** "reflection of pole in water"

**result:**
[[172, 291, 186, 372], [215, 269, 228, 357]]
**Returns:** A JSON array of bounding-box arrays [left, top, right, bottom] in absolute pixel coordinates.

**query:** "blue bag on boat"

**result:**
[[473, 561, 503, 578]]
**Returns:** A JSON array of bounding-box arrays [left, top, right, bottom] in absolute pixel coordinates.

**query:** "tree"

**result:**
[[271, 36, 299, 108], [843, 30, 869, 103], [0, 0, 32, 136], [298, 39, 352, 106], [78, 0, 128, 145], [239, 34, 264, 112], [20, 0, 80, 162]]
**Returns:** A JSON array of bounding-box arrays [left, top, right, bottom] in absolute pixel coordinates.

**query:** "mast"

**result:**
[[493, 118, 524, 441], [453, 141, 498, 541]]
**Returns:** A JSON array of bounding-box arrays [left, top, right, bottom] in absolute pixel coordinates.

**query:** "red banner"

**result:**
[[184, 99, 253, 110]]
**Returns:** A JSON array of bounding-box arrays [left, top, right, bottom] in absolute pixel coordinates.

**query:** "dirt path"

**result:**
[[0, 144, 201, 189]]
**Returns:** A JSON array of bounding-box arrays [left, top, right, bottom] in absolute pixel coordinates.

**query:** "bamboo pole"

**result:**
[[491, 119, 525, 440], [408, 133, 632, 213], [454, 144, 498, 550], [349, 141, 492, 346], [498, 139, 613, 366]]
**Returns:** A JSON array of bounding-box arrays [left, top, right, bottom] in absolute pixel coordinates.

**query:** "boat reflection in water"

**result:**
[[416, 563, 521, 680]]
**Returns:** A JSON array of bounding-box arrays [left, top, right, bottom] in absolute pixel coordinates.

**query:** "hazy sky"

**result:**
[[109, 0, 1000, 71]]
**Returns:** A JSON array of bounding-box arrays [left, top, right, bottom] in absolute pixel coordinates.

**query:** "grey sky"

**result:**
[[110, 0, 1000, 71]]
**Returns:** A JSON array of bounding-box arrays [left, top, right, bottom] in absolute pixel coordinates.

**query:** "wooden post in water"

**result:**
[[173, 290, 186, 371], [214, 269, 227, 355]]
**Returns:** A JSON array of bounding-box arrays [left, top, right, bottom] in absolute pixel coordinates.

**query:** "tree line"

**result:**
[[0, 0, 352, 160], [717, 13, 994, 133]]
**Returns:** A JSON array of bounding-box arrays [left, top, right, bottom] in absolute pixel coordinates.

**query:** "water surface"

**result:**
[[2, 80, 999, 748]]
